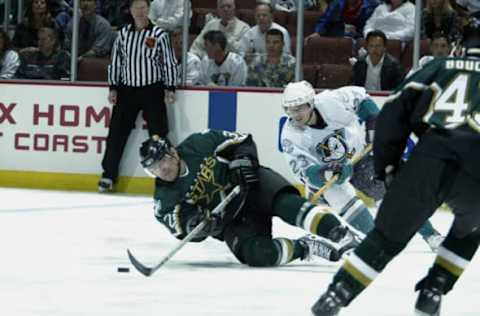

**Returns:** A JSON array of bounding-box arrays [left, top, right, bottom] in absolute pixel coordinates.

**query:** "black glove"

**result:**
[[229, 156, 259, 192], [185, 206, 224, 238]]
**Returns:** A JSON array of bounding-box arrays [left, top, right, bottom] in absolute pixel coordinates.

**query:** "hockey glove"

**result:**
[[229, 155, 259, 192], [186, 206, 224, 238], [307, 162, 353, 186], [332, 162, 353, 184]]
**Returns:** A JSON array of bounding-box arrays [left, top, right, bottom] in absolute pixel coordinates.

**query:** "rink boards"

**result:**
[[0, 81, 387, 193]]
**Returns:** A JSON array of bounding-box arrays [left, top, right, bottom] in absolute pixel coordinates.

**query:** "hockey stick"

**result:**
[[310, 143, 373, 204], [127, 185, 242, 277]]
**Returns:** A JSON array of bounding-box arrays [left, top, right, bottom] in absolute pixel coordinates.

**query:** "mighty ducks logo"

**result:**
[[212, 73, 232, 86], [316, 131, 351, 163], [189, 157, 223, 206]]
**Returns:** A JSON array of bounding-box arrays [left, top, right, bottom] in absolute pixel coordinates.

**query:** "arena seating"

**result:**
[[401, 39, 430, 70], [77, 58, 110, 82], [304, 36, 354, 64], [73, 4, 426, 89], [316, 64, 352, 89]]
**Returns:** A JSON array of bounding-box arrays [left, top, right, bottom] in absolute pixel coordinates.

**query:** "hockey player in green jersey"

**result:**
[[311, 19, 480, 316], [140, 129, 361, 267]]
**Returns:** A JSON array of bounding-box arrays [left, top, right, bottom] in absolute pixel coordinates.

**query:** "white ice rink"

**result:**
[[1, 188, 479, 316]]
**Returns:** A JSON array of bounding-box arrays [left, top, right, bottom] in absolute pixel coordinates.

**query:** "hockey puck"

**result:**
[[117, 267, 130, 273]]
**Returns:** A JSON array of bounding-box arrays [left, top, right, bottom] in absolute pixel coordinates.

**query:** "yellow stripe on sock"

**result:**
[[275, 238, 295, 265], [309, 213, 325, 234], [343, 260, 373, 287], [435, 256, 464, 277]]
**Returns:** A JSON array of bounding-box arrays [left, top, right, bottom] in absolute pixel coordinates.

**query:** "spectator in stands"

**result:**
[[352, 30, 404, 91], [47, 0, 73, 29], [0, 29, 20, 79], [246, 29, 295, 87], [305, 0, 379, 40], [363, 0, 415, 41], [65, 0, 115, 58], [189, 0, 249, 59], [239, 3, 291, 63], [97, 0, 130, 28], [171, 28, 201, 85], [407, 31, 452, 76], [452, 0, 480, 19], [149, 0, 191, 31], [13, 0, 60, 52], [423, 0, 459, 40], [269, 0, 316, 12], [199, 30, 247, 86], [15, 26, 70, 80]]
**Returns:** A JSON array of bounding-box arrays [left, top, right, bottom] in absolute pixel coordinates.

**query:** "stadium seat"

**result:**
[[316, 64, 352, 89], [303, 64, 317, 86], [235, 0, 259, 9], [273, 11, 288, 29], [77, 58, 110, 82], [191, 8, 214, 34], [401, 39, 431, 70], [304, 36, 354, 64], [286, 11, 322, 37], [191, 0, 217, 9], [237, 9, 256, 26]]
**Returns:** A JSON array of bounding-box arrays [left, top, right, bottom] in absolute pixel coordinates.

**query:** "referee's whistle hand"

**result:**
[[108, 90, 118, 105]]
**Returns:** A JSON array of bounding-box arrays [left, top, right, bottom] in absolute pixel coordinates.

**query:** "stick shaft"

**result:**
[[128, 185, 241, 276], [309, 144, 373, 204]]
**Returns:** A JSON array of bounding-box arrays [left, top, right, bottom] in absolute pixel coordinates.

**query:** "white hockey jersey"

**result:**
[[281, 86, 369, 189], [199, 52, 247, 86]]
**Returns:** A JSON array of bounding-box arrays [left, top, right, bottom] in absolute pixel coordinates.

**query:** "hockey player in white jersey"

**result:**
[[280, 81, 444, 249], [280, 81, 376, 234]]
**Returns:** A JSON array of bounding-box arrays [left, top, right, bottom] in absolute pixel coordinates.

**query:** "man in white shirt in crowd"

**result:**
[[239, 2, 291, 63], [149, 0, 192, 31], [199, 30, 247, 86], [190, 0, 250, 59]]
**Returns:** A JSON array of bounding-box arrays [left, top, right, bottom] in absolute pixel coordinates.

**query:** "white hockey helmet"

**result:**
[[281, 80, 315, 109]]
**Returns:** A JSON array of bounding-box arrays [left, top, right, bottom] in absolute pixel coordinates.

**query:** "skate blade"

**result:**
[[414, 308, 439, 316]]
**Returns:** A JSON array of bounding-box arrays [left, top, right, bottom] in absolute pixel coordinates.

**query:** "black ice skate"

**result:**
[[98, 177, 114, 193], [299, 235, 341, 261], [414, 272, 449, 316], [311, 281, 353, 316]]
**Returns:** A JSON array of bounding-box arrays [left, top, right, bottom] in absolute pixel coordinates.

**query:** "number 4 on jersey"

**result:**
[[425, 74, 470, 128]]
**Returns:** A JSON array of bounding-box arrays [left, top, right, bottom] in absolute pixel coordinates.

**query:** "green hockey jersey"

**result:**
[[374, 57, 480, 180], [153, 130, 255, 240]]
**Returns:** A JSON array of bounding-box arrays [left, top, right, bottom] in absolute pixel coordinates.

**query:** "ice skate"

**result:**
[[299, 235, 344, 261]]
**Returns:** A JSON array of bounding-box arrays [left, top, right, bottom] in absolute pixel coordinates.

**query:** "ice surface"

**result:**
[[0, 188, 478, 316]]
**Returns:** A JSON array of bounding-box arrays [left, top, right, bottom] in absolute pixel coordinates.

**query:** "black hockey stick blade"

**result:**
[[127, 249, 154, 277]]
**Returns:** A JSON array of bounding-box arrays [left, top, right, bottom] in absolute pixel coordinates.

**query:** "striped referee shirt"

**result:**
[[108, 22, 177, 89]]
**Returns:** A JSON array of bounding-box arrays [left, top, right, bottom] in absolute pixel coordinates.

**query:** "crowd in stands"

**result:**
[[0, 0, 478, 90]]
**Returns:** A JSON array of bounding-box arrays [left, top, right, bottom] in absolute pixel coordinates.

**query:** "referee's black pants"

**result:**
[[101, 82, 168, 181]]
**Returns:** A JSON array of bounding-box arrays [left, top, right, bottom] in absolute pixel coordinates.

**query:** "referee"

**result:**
[[98, 0, 177, 193]]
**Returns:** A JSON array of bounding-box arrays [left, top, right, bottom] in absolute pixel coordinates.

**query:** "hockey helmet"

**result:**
[[139, 137, 172, 170], [281, 80, 315, 109]]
